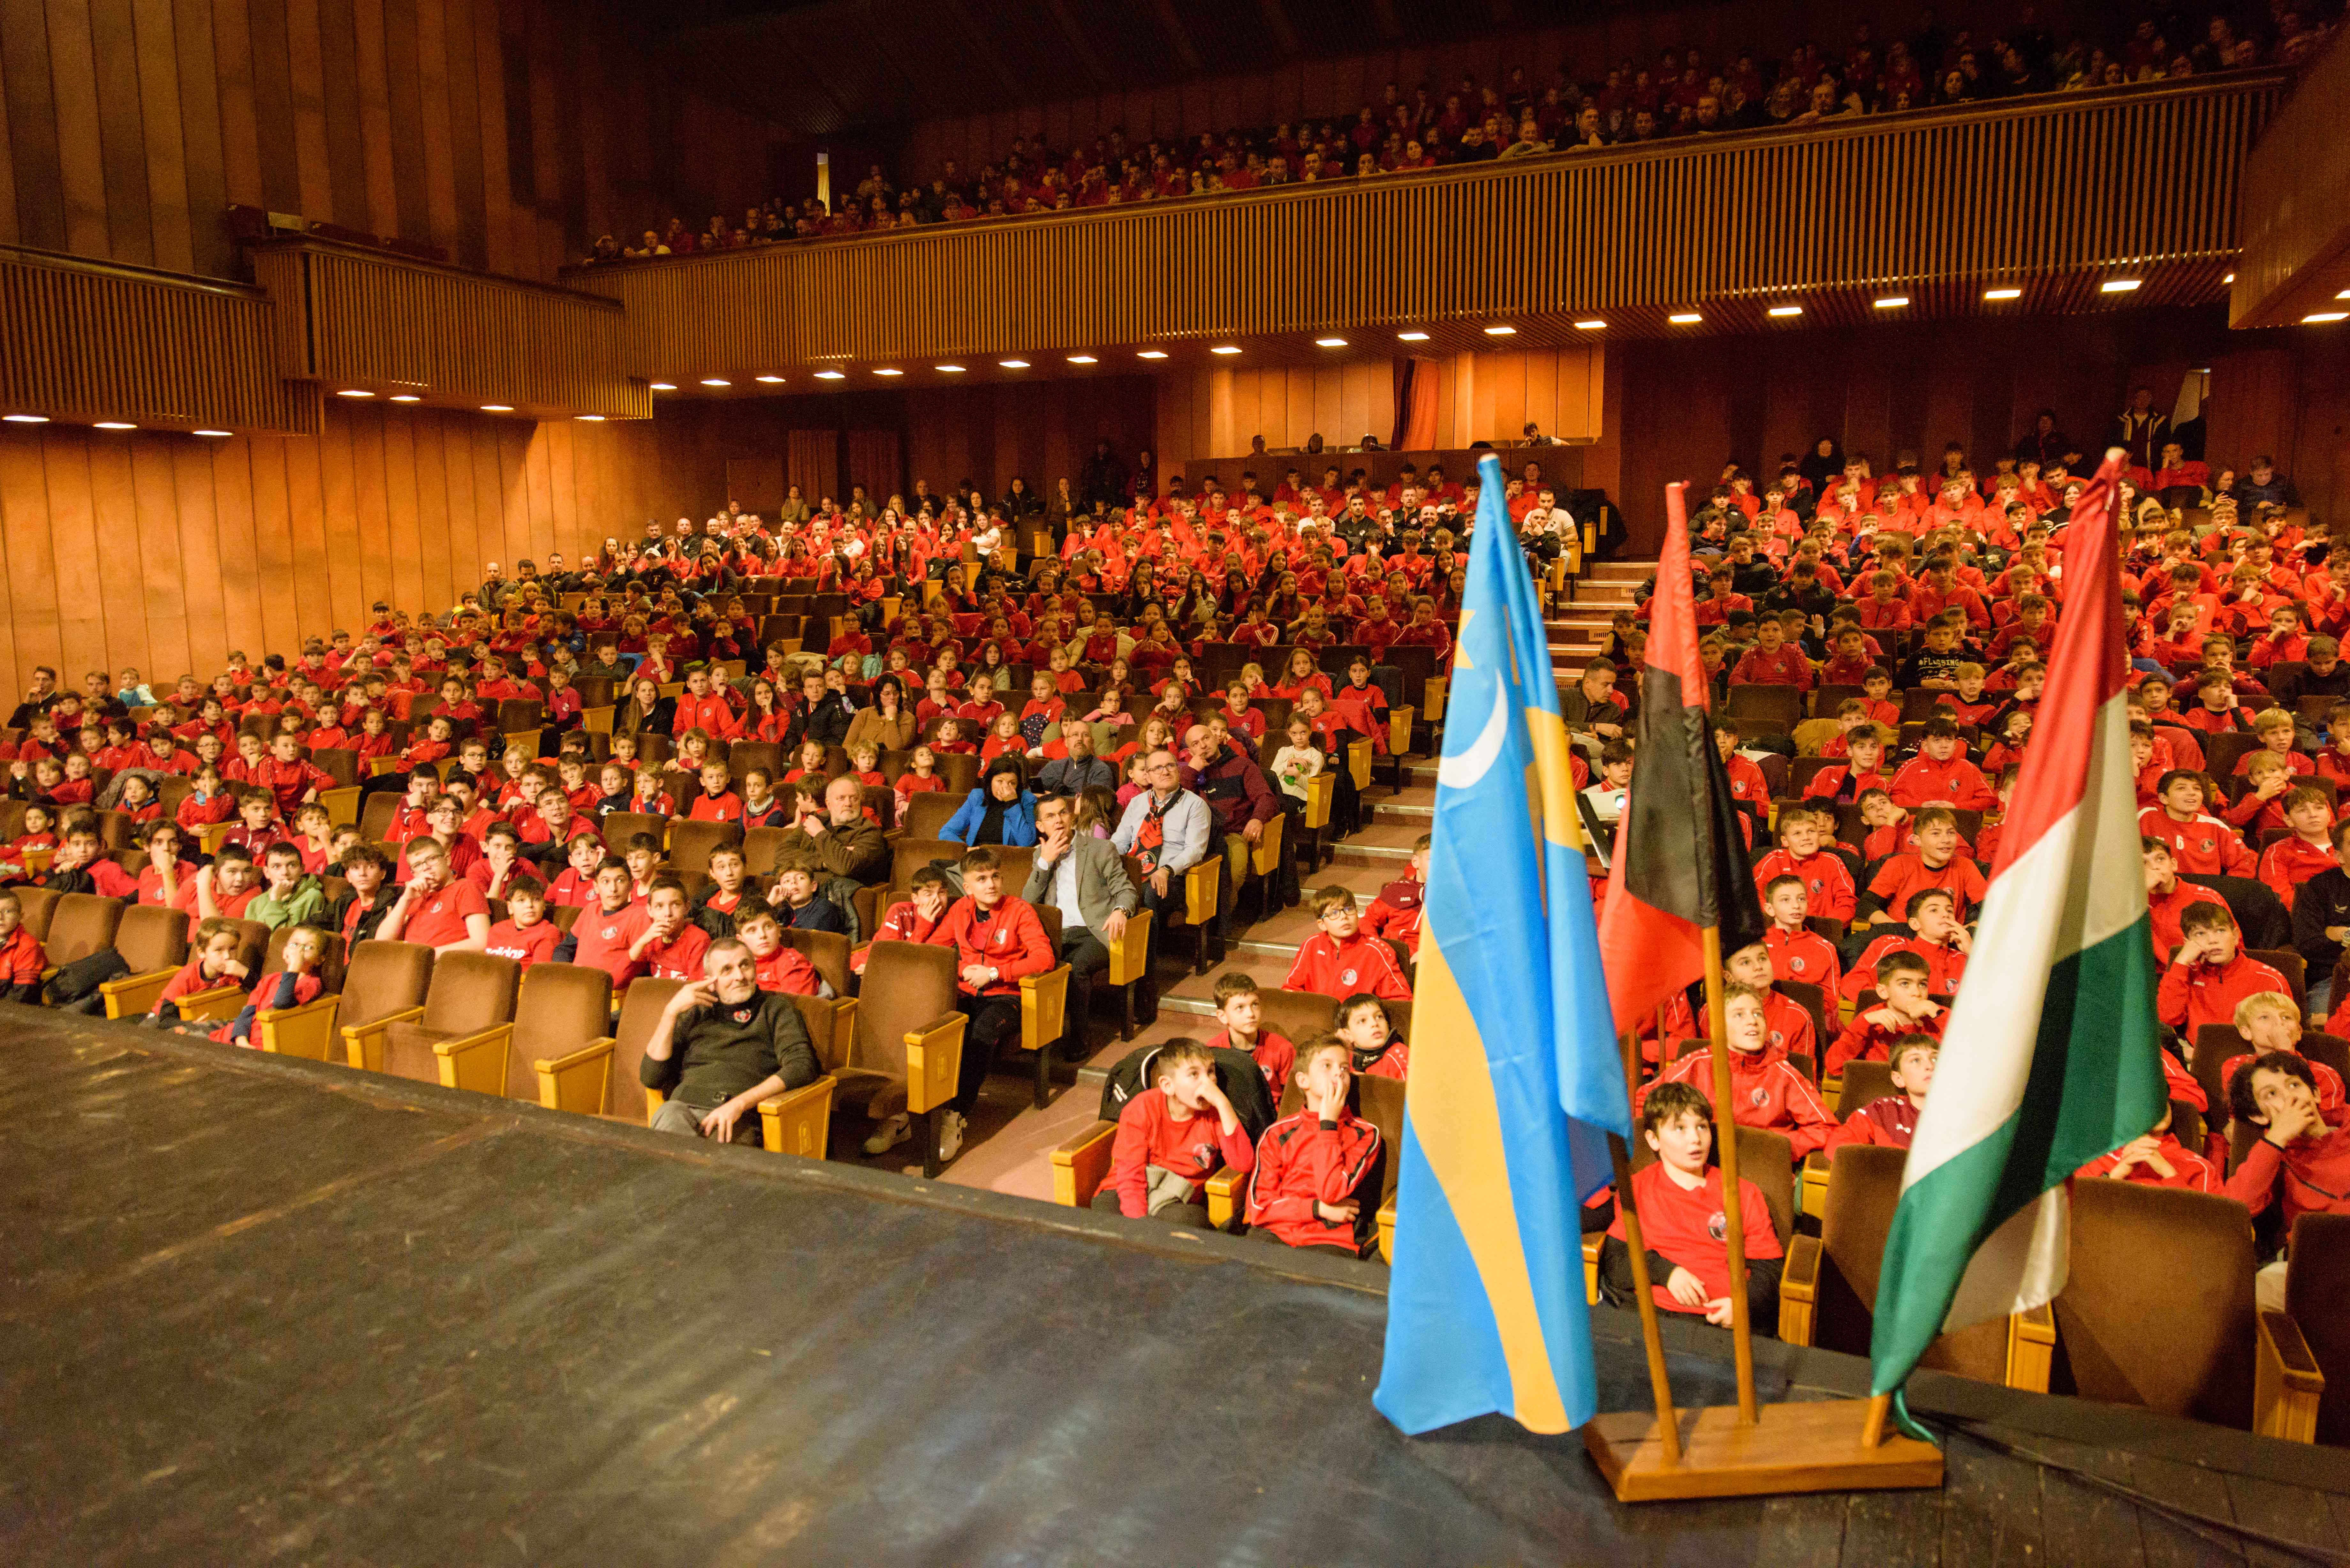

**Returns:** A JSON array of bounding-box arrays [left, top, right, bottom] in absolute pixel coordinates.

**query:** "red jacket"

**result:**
[[1285, 931, 1412, 1001], [2257, 834, 2337, 904], [1827, 1004, 1946, 1075], [1207, 1026, 1296, 1092], [934, 894, 1055, 997], [2222, 1113, 2350, 1228], [1360, 876, 1424, 954], [1640, 1039, 1838, 1157], [1762, 926, 1841, 999], [1109, 1088, 1257, 1217], [2155, 951, 2288, 1035], [1890, 755, 1996, 811], [1245, 1108, 1383, 1250], [1831, 1095, 1922, 1150], [2079, 1133, 2219, 1191], [671, 691, 738, 738], [1842, 934, 1967, 1003], [2137, 807, 2257, 878], [1605, 1162, 1781, 1314], [1750, 848, 1856, 923], [1729, 644, 1813, 689]]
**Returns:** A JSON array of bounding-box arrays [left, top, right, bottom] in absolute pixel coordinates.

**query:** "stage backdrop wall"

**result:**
[[0, 403, 658, 702]]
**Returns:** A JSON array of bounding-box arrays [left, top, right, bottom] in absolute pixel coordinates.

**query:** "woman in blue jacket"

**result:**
[[940, 756, 1039, 847]]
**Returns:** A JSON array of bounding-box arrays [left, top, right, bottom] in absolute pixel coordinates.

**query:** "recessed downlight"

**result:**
[[337, 389, 374, 398], [1984, 287, 2023, 300], [95, 421, 137, 429], [700, 378, 730, 387], [1482, 324, 1517, 335], [481, 404, 512, 412], [193, 429, 230, 437], [4, 414, 49, 423], [2101, 279, 2141, 293], [576, 414, 606, 421], [755, 375, 785, 383], [936, 364, 967, 372], [1209, 345, 1241, 355], [1000, 359, 1030, 369], [1767, 305, 1802, 318], [874, 368, 903, 376], [1066, 355, 1097, 364], [649, 382, 676, 390], [2305, 312, 2350, 324], [389, 394, 422, 402], [1315, 337, 1347, 348], [814, 370, 846, 380]]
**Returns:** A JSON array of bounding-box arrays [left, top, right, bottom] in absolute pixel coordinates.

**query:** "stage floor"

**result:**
[[2, 1006, 2344, 1566]]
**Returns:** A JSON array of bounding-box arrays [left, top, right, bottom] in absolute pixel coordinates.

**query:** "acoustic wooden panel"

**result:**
[[248, 237, 648, 418], [0, 241, 315, 430], [0, 402, 657, 701], [578, 76, 2282, 376], [2233, 28, 2350, 327]]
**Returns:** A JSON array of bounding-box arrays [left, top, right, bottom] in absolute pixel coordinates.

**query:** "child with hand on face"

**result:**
[[1243, 1036, 1384, 1256], [208, 924, 329, 1046], [1096, 1039, 1256, 1227]]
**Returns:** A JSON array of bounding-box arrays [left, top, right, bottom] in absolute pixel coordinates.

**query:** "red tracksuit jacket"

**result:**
[[1109, 1088, 1258, 1217], [1245, 1107, 1383, 1251], [1641, 1038, 1838, 1157], [1285, 931, 1412, 1000]]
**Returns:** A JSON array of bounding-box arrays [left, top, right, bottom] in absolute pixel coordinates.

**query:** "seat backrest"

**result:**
[[742, 825, 792, 875], [507, 962, 614, 1099], [665, 817, 742, 875], [1735, 1126, 1795, 1247], [359, 792, 399, 846], [2243, 947, 2308, 1010], [2301, 1030, 2350, 1087], [1778, 980, 1830, 1057], [853, 941, 960, 1076], [892, 836, 961, 890], [224, 919, 272, 976], [1261, 986, 1340, 1048], [1356, 1072, 1407, 1206], [781, 928, 851, 998], [419, 950, 522, 1036], [113, 903, 189, 974], [2286, 1212, 2350, 1446], [2056, 1179, 2258, 1428], [257, 924, 347, 994], [1836, 1060, 1897, 1118], [42, 893, 125, 967], [600, 811, 664, 854], [727, 740, 783, 783], [939, 752, 981, 798], [2190, 1024, 2244, 1122], [338, 941, 436, 1031], [11, 886, 60, 941], [609, 977, 686, 1122], [902, 791, 961, 842]]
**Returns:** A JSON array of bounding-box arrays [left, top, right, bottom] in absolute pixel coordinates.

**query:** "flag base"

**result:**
[[1582, 1399, 1943, 1502]]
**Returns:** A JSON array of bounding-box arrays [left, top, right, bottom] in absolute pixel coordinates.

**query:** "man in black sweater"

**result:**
[[641, 939, 820, 1146]]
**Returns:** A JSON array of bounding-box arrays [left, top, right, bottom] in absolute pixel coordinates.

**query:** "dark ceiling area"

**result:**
[[653, 0, 1620, 139]]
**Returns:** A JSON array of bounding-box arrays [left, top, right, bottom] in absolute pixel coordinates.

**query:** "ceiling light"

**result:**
[[1574, 319, 1607, 330], [337, 389, 374, 398], [1873, 296, 1909, 309], [1000, 359, 1030, 369], [1767, 305, 1802, 318], [874, 368, 903, 376], [700, 378, 730, 387], [1066, 355, 1097, 364], [1315, 337, 1347, 348], [1482, 324, 1517, 335], [1137, 350, 1169, 359], [2100, 279, 2141, 293], [193, 429, 230, 437], [814, 370, 845, 380], [576, 414, 606, 421], [389, 394, 421, 403], [1209, 345, 1241, 355], [1668, 313, 1703, 325], [936, 364, 967, 373], [4, 414, 49, 423], [2304, 312, 2350, 324], [481, 404, 512, 412], [649, 382, 676, 391], [2222, 273, 2235, 284], [1984, 287, 2022, 300], [1397, 331, 1430, 342], [95, 422, 137, 430], [2336, 289, 2350, 300], [755, 375, 785, 383]]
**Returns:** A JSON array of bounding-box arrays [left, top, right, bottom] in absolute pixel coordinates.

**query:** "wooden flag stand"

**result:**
[[1583, 928, 1943, 1501]]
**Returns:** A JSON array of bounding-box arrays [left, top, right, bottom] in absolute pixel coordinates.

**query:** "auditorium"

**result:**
[[3, 0, 2348, 1559]]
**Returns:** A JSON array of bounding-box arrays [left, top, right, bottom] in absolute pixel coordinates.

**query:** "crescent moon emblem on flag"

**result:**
[[1438, 681, 1510, 790]]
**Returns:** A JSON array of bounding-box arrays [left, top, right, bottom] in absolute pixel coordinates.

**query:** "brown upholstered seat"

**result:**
[[338, 943, 436, 1035], [41, 893, 125, 969], [489, 963, 613, 1100], [111, 904, 189, 976], [900, 792, 961, 843], [781, 928, 851, 999], [599, 811, 665, 855], [11, 886, 60, 942], [664, 817, 742, 875], [1257, 986, 1415, 1054], [2286, 1212, 2350, 1446], [380, 952, 521, 1084]]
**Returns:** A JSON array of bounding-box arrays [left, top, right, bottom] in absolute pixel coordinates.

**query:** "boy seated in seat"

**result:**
[[1856, 806, 1987, 934], [2079, 1100, 2218, 1192], [207, 923, 329, 1047], [483, 877, 562, 970], [1749, 807, 1856, 924], [1599, 1080, 1785, 1333], [1827, 949, 1948, 1075], [1333, 992, 1409, 1080], [1759, 874, 1841, 998], [1360, 834, 1428, 956], [2157, 900, 2288, 1036], [148, 916, 254, 1026], [770, 850, 850, 935], [731, 900, 824, 998], [1285, 884, 1412, 1001], [1205, 971, 1295, 1091], [1831, 1035, 1936, 1150], [852, 863, 953, 978], [0, 888, 47, 1003], [1244, 1035, 1383, 1257], [1641, 981, 1837, 1159], [2223, 1051, 2350, 1310], [1842, 887, 1969, 1002], [1096, 1038, 1255, 1228]]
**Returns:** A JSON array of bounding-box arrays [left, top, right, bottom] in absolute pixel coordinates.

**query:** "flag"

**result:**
[[1596, 481, 1769, 1035], [1869, 451, 2167, 1427], [1374, 453, 1628, 1436]]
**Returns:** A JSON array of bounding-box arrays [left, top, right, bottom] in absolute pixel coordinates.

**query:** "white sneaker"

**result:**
[[862, 1112, 910, 1155], [937, 1109, 968, 1162]]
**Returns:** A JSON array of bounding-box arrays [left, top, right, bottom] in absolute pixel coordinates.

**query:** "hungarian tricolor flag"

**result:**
[[1597, 482, 1768, 1035], [1869, 450, 2168, 1434]]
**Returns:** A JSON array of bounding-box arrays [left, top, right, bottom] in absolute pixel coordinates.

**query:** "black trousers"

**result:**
[[953, 992, 1024, 1113], [1058, 928, 1111, 1047]]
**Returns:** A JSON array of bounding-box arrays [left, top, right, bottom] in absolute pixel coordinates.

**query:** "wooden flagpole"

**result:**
[[1610, 1030, 1682, 1468], [1698, 924, 1760, 1425]]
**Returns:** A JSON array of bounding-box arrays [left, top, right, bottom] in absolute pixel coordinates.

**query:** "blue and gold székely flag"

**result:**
[[1373, 454, 1630, 1436]]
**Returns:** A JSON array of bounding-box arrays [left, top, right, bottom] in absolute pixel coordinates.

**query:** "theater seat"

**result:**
[[96, 905, 192, 1019], [434, 961, 613, 1098], [833, 940, 967, 1176], [1015, 905, 1074, 1108], [173, 925, 348, 1027], [664, 818, 742, 875], [362, 952, 520, 1082], [39, 893, 125, 981], [900, 792, 961, 843], [1205, 1071, 1405, 1260], [2285, 1213, 2350, 1446], [11, 887, 60, 942], [535, 975, 677, 1120], [1800, 1059, 1896, 1214], [1580, 1126, 1797, 1321]]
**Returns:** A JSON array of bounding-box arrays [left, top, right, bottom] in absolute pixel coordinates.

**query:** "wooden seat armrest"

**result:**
[[1424, 675, 1447, 724], [2255, 1309, 2324, 1444], [1779, 1234, 1822, 1348], [1377, 1197, 1397, 1264], [756, 1073, 839, 1160], [1347, 738, 1372, 791], [1250, 814, 1284, 877], [1019, 965, 1073, 1053], [430, 1023, 516, 1096], [902, 1011, 969, 1116], [1387, 705, 1415, 756], [257, 993, 344, 1060], [100, 967, 184, 1021], [1050, 1119, 1118, 1207], [533, 1037, 617, 1114], [1303, 770, 1335, 830], [1183, 856, 1222, 921], [1105, 910, 1153, 986], [344, 1005, 427, 1071], [173, 983, 250, 1024], [1205, 1166, 1248, 1230], [2005, 1302, 2058, 1391], [1798, 1151, 1831, 1218]]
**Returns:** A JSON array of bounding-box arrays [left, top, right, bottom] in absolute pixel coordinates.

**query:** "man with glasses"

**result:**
[[1112, 749, 1211, 961]]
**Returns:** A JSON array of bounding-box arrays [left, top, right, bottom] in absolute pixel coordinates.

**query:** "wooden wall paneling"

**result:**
[[45, 0, 115, 257], [167, 440, 226, 678], [0, 435, 61, 696], [128, 0, 194, 272], [0, 441, 21, 701], [542, 417, 578, 557], [86, 434, 154, 677], [313, 399, 362, 628], [523, 0, 565, 279], [177, 0, 240, 280], [0, 19, 19, 247], [205, 436, 264, 664], [2, 0, 65, 251], [437, 410, 479, 587], [207, 0, 264, 211], [348, 0, 398, 237], [464, 414, 505, 578], [379, 0, 430, 242], [513, 419, 551, 562], [343, 402, 392, 609], [280, 418, 331, 643], [379, 404, 425, 614], [281, 0, 334, 224], [315, 0, 371, 231], [246, 433, 302, 655], [127, 441, 191, 684], [467, 0, 513, 275], [88, 0, 161, 265], [39, 434, 108, 680], [245, 0, 302, 213]]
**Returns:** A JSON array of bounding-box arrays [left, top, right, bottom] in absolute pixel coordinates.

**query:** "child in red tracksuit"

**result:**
[[933, 848, 1057, 1156], [1246, 1037, 1384, 1255], [2077, 1101, 2219, 1191], [1758, 874, 1841, 999], [1097, 1040, 1257, 1225], [2157, 900, 2288, 1036], [1827, 950, 1948, 1075], [1335, 993, 1410, 1080], [1286, 884, 1413, 1000], [1205, 972, 1295, 1091], [1749, 808, 1856, 923], [209, 924, 328, 1046], [1600, 1080, 1784, 1328], [1360, 836, 1428, 955], [1831, 1036, 1937, 1150], [1840, 888, 1969, 1003], [1639, 983, 1838, 1159], [852, 865, 953, 976]]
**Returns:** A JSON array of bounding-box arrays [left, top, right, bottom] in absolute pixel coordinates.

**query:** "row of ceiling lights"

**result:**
[[334, 387, 617, 421]]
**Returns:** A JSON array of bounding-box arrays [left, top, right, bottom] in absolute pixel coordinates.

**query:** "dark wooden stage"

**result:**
[[3, 1006, 2344, 1566]]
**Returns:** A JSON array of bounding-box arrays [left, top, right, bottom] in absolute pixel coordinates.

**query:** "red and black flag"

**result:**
[[1597, 482, 1770, 1034]]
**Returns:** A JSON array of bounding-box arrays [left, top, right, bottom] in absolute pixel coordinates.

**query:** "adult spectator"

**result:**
[[785, 671, 855, 750], [7, 666, 60, 730], [2111, 386, 2170, 471], [1036, 724, 1118, 797], [640, 939, 820, 1146], [772, 774, 889, 885], [942, 757, 1040, 847], [844, 675, 917, 755], [1112, 748, 1212, 926], [2013, 409, 2076, 467], [1182, 722, 1281, 897], [1080, 441, 1127, 509], [1023, 794, 1139, 1056], [2239, 456, 2297, 510]]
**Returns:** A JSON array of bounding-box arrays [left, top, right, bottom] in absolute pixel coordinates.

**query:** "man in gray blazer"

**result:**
[[1023, 794, 1140, 1055]]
